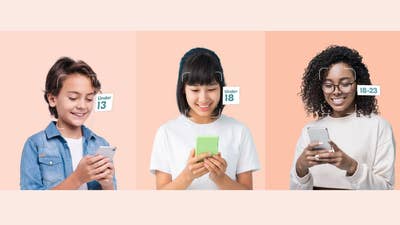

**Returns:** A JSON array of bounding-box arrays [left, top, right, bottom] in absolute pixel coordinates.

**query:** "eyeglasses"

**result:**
[[321, 81, 356, 93]]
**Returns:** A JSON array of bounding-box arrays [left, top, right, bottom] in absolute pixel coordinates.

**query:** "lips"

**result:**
[[331, 97, 345, 106], [71, 112, 87, 118], [197, 103, 211, 112]]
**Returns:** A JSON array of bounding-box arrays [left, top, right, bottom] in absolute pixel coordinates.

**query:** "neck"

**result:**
[[331, 104, 356, 118], [188, 112, 218, 124], [56, 121, 82, 139]]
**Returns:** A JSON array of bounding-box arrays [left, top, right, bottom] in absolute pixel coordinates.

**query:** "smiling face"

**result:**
[[185, 81, 221, 124], [47, 73, 96, 133], [322, 62, 357, 117]]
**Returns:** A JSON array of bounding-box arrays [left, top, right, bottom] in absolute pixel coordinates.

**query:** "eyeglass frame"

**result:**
[[318, 67, 357, 94], [321, 80, 357, 93]]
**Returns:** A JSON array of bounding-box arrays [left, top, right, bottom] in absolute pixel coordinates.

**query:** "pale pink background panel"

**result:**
[[136, 31, 266, 189], [0, 31, 136, 189]]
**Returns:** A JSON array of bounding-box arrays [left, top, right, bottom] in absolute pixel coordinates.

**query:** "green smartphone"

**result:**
[[195, 136, 219, 156]]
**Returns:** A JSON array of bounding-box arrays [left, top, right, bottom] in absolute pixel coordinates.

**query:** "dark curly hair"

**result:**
[[300, 45, 378, 118]]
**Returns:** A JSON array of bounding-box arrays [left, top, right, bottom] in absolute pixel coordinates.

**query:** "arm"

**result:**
[[203, 154, 253, 190], [155, 170, 193, 190], [346, 121, 395, 189], [20, 139, 46, 190], [155, 150, 210, 190], [346, 137, 394, 190], [290, 128, 314, 190], [312, 120, 395, 190], [52, 155, 113, 190]]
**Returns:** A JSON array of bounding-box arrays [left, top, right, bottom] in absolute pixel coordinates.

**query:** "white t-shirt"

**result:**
[[290, 112, 395, 190], [64, 137, 88, 190], [150, 114, 260, 190]]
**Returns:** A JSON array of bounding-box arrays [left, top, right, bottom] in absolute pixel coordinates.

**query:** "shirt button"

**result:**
[[49, 161, 53, 165]]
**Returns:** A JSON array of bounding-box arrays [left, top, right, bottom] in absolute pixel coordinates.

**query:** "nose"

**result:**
[[76, 98, 86, 109], [199, 89, 209, 102], [332, 84, 342, 95]]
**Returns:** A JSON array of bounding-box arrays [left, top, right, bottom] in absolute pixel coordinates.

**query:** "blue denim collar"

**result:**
[[44, 121, 96, 141]]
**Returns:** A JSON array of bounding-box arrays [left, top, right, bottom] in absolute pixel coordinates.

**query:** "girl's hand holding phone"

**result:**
[[204, 153, 227, 183], [296, 141, 358, 177], [182, 149, 210, 182], [315, 141, 358, 176], [296, 142, 332, 177]]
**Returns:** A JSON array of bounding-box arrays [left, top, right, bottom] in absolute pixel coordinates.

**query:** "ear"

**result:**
[[47, 93, 57, 107]]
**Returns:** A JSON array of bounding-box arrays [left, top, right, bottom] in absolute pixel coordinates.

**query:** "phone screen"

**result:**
[[307, 127, 332, 150], [195, 136, 219, 156]]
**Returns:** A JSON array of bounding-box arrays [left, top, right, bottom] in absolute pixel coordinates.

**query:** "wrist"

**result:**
[[70, 172, 84, 188], [100, 180, 114, 190], [346, 160, 358, 176], [181, 168, 194, 184], [296, 162, 309, 178], [211, 173, 228, 185]]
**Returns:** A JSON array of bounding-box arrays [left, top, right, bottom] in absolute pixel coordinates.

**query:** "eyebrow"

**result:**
[[67, 91, 96, 96], [187, 83, 219, 87], [324, 77, 353, 82]]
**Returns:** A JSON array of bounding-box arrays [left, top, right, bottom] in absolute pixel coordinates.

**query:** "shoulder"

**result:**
[[82, 126, 109, 146], [365, 113, 393, 131], [22, 127, 49, 154], [156, 115, 189, 132], [25, 128, 47, 147], [367, 113, 391, 125], [299, 119, 319, 133], [218, 114, 252, 133]]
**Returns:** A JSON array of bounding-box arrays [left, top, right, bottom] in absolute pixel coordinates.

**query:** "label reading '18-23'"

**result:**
[[357, 85, 380, 96]]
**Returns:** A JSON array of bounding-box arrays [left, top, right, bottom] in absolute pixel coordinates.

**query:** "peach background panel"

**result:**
[[0, 31, 136, 189], [136, 31, 266, 189], [266, 31, 400, 189]]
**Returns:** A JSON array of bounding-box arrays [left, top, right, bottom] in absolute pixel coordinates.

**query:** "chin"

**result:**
[[68, 120, 86, 127], [198, 112, 213, 118], [331, 105, 354, 115]]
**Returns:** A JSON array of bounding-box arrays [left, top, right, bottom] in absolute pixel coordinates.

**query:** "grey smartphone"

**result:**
[[95, 146, 116, 160], [307, 127, 332, 151]]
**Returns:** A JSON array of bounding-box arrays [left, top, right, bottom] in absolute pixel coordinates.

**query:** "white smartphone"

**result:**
[[96, 146, 116, 160], [307, 127, 332, 151]]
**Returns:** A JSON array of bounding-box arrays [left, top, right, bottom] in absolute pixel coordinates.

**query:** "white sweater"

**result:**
[[290, 112, 395, 190]]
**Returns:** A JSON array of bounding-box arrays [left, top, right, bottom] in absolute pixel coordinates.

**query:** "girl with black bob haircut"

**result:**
[[150, 47, 260, 190], [176, 47, 226, 118], [290, 45, 395, 190]]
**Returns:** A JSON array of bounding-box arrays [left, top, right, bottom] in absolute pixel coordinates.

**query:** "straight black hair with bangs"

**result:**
[[176, 47, 226, 117]]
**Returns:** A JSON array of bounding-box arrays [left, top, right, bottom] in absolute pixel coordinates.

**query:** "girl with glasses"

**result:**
[[290, 46, 395, 190]]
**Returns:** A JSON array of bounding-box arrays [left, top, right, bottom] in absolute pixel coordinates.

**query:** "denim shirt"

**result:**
[[20, 121, 117, 190]]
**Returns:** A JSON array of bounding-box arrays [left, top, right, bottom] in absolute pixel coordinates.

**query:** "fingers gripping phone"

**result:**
[[307, 127, 332, 151], [195, 136, 219, 156], [96, 146, 116, 160]]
